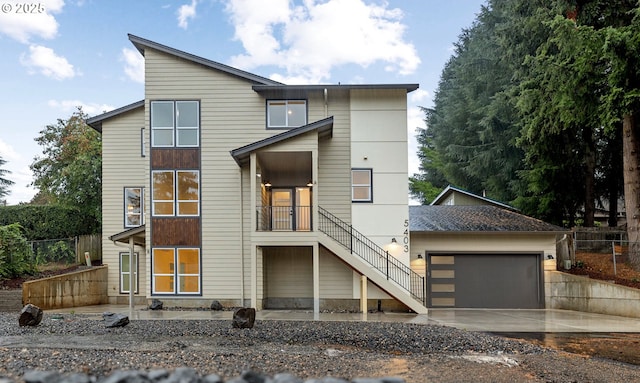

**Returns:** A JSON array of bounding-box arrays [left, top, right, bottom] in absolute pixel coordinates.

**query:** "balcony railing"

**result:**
[[256, 206, 312, 231]]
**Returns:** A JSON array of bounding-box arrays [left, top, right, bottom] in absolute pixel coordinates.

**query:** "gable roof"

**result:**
[[86, 100, 145, 132], [430, 185, 516, 211], [230, 116, 333, 166], [128, 34, 282, 86], [409, 205, 566, 233]]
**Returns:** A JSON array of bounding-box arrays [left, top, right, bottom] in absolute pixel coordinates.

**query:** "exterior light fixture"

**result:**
[[391, 238, 398, 245], [307, 180, 313, 187], [264, 181, 272, 187], [417, 253, 423, 259]]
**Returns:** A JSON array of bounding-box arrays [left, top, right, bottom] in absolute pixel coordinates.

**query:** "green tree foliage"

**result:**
[[412, 0, 630, 229], [0, 204, 96, 239], [30, 107, 102, 231], [0, 156, 14, 201], [0, 223, 37, 278]]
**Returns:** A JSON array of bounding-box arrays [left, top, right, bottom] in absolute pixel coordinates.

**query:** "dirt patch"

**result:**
[[0, 263, 89, 290], [566, 251, 640, 289]]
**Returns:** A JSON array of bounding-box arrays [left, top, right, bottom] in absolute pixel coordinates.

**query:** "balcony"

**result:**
[[256, 205, 312, 231]]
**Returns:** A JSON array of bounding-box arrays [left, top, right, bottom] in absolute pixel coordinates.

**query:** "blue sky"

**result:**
[[0, 0, 485, 205]]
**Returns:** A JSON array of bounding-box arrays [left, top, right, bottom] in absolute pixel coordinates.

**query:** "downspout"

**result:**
[[239, 167, 245, 305], [324, 88, 328, 117]]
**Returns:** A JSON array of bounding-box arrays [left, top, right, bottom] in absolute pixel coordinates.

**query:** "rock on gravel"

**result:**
[[0, 313, 638, 382]]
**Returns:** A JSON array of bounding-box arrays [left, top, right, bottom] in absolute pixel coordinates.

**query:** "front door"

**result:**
[[272, 189, 293, 230]]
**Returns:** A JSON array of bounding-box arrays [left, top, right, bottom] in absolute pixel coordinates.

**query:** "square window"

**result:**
[[150, 101, 199, 147]]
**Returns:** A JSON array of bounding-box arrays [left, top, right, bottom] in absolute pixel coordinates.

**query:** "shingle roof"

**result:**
[[409, 205, 566, 233]]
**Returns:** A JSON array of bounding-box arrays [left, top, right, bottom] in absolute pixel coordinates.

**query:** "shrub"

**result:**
[[0, 223, 37, 278]]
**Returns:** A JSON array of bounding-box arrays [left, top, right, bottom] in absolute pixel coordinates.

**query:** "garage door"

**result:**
[[427, 253, 543, 309]]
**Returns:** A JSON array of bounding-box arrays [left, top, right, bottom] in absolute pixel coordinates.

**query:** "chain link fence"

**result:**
[[29, 238, 77, 266]]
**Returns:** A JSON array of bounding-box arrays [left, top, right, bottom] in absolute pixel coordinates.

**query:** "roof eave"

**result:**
[[86, 100, 145, 133], [230, 116, 334, 166], [128, 34, 283, 86]]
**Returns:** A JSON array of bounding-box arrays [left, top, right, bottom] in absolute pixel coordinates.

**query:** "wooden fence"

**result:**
[[75, 234, 102, 264]]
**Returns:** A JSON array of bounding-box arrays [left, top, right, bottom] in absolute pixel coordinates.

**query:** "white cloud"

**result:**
[[177, 0, 198, 29], [20, 44, 76, 80], [409, 88, 429, 103], [121, 48, 145, 83], [48, 100, 115, 116], [225, 0, 421, 83], [0, 0, 64, 43], [0, 138, 36, 205]]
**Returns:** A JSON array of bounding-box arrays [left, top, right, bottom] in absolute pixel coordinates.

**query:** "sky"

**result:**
[[0, 0, 486, 205]]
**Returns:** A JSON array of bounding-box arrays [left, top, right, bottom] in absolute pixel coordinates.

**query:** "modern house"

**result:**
[[87, 34, 426, 314]]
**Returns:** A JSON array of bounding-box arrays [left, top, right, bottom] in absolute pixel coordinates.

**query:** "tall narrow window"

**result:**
[[267, 100, 307, 128], [352, 168, 373, 202], [124, 187, 143, 227], [152, 248, 201, 295], [177, 170, 199, 216], [120, 252, 138, 293], [152, 171, 175, 216], [151, 101, 174, 147], [151, 100, 199, 147]]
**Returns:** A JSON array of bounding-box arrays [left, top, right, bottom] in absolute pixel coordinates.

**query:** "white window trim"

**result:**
[[351, 168, 373, 203], [267, 99, 307, 128], [124, 187, 144, 228], [177, 170, 200, 217], [152, 170, 176, 217], [152, 248, 201, 295], [120, 252, 138, 294], [151, 100, 200, 148]]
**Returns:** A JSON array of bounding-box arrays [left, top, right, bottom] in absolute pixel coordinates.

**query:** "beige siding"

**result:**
[[319, 247, 353, 298], [101, 107, 147, 300], [264, 247, 313, 298], [318, 90, 351, 222], [411, 232, 558, 257], [145, 48, 277, 300]]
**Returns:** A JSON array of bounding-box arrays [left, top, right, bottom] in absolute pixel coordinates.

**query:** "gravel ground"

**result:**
[[0, 313, 639, 382]]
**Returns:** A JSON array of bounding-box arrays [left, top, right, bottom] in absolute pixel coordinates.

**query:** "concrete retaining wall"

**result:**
[[23, 266, 108, 310], [546, 270, 640, 318]]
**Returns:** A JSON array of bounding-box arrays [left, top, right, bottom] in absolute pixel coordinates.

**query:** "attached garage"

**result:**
[[410, 204, 566, 309]]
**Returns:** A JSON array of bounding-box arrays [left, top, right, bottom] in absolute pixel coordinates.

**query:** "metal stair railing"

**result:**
[[318, 206, 425, 305]]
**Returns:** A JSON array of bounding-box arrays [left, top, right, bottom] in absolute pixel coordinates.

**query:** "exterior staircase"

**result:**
[[318, 207, 427, 314]]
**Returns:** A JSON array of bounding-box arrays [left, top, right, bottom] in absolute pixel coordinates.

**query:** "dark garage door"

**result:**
[[427, 253, 543, 309]]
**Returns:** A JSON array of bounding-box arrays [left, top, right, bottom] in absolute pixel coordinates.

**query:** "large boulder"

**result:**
[[149, 299, 163, 310], [210, 300, 223, 311], [232, 307, 256, 329], [103, 312, 130, 328], [19, 304, 43, 327]]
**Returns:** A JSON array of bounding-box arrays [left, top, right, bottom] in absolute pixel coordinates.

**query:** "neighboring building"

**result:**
[[87, 34, 426, 314]]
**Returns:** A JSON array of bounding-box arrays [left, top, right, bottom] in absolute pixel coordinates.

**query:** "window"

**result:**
[[267, 100, 306, 128], [124, 187, 143, 227], [151, 100, 199, 147], [351, 168, 372, 202], [152, 248, 200, 294], [152, 170, 200, 216], [120, 252, 138, 293]]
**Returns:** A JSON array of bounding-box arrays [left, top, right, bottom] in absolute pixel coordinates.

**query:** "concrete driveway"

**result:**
[[46, 305, 640, 333]]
